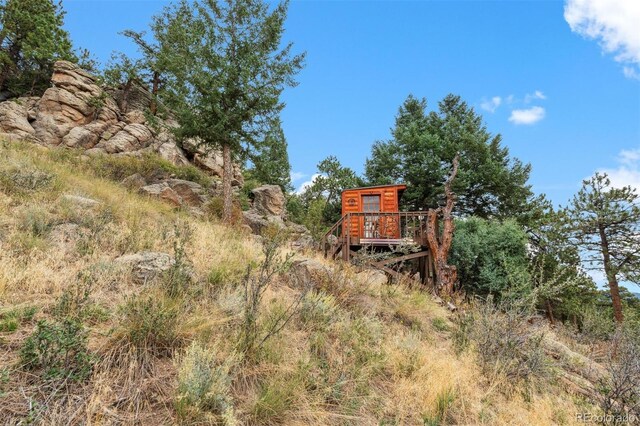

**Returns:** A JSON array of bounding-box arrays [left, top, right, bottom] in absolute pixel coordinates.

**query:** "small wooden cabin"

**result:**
[[324, 183, 434, 285], [341, 184, 407, 242]]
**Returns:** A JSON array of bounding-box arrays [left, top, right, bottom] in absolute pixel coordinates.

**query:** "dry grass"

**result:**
[[0, 140, 601, 425]]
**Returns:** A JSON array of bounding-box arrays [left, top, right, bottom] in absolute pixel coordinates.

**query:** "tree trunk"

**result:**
[[222, 143, 233, 223], [546, 299, 555, 325], [426, 154, 459, 296], [598, 224, 624, 323], [150, 71, 160, 115]]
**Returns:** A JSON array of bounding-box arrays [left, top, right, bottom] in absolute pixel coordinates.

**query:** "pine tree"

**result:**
[[302, 156, 363, 225], [150, 0, 304, 221], [365, 94, 534, 220], [563, 173, 640, 323], [0, 0, 76, 97], [249, 119, 292, 192]]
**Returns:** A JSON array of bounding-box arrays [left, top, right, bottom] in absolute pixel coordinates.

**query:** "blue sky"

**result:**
[[63, 0, 639, 289], [63, 0, 639, 205]]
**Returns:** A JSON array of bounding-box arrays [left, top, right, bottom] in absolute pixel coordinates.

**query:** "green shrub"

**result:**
[[207, 264, 231, 286], [116, 295, 180, 358], [53, 274, 109, 324], [0, 165, 56, 196], [454, 299, 549, 388], [161, 221, 194, 298], [0, 317, 18, 333], [20, 318, 93, 381], [451, 217, 530, 298], [176, 342, 237, 424], [0, 306, 38, 333], [17, 206, 53, 238], [251, 373, 303, 424], [299, 291, 338, 331], [204, 196, 244, 224], [431, 317, 450, 333]]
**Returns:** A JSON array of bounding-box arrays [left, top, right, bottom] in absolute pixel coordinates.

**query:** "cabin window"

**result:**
[[362, 195, 380, 212]]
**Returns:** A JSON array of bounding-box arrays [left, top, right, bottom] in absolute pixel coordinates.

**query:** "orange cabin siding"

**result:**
[[341, 184, 406, 240]]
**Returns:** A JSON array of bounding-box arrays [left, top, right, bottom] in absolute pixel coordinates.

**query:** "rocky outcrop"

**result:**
[[241, 184, 313, 247], [242, 184, 287, 233], [292, 258, 333, 287], [140, 178, 207, 208], [60, 194, 101, 208], [252, 184, 285, 216], [0, 61, 242, 186], [33, 61, 119, 146], [242, 209, 285, 234], [182, 138, 244, 186], [114, 251, 175, 284], [0, 98, 37, 139]]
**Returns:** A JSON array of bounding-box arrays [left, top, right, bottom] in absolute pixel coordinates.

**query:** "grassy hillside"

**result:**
[[0, 140, 601, 424]]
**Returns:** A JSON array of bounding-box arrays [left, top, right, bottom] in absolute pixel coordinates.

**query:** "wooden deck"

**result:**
[[322, 211, 435, 285]]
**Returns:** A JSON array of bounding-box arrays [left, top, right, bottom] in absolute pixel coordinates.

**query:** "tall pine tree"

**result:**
[[249, 119, 292, 192], [563, 173, 640, 323], [150, 0, 304, 221], [365, 94, 535, 220], [0, 0, 76, 97]]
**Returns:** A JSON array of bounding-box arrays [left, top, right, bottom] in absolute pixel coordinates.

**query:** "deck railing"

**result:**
[[323, 211, 430, 259]]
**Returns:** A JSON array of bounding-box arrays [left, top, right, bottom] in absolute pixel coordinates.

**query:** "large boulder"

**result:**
[[114, 252, 175, 284], [62, 121, 111, 149], [242, 210, 285, 234], [32, 61, 120, 146], [291, 258, 333, 288], [251, 185, 285, 217], [96, 123, 153, 154], [140, 179, 207, 208], [356, 269, 388, 286], [182, 138, 244, 186], [0, 99, 35, 138]]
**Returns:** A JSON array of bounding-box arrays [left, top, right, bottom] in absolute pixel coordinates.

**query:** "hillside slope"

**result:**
[[0, 140, 600, 425]]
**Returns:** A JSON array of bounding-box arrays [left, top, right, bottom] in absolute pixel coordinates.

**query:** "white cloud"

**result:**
[[623, 66, 640, 80], [619, 148, 640, 165], [508, 106, 546, 125], [598, 147, 640, 190], [480, 96, 502, 113], [296, 173, 321, 195], [524, 90, 546, 103], [290, 171, 306, 182], [564, 0, 640, 79]]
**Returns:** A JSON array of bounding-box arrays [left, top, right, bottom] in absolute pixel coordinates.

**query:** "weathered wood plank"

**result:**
[[372, 250, 430, 267]]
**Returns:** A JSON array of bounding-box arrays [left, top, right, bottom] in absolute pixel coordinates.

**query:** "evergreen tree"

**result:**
[[302, 156, 363, 225], [120, 30, 163, 115], [150, 0, 304, 222], [0, 0, 76, 97], [365, 94, 535, 220], [103, 52, 143, 114], [563, 173, 640, 323], [249, 119, 292, 192]]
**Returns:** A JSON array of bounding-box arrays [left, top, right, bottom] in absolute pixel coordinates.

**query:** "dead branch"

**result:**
[[426, 153, 460, 296]]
